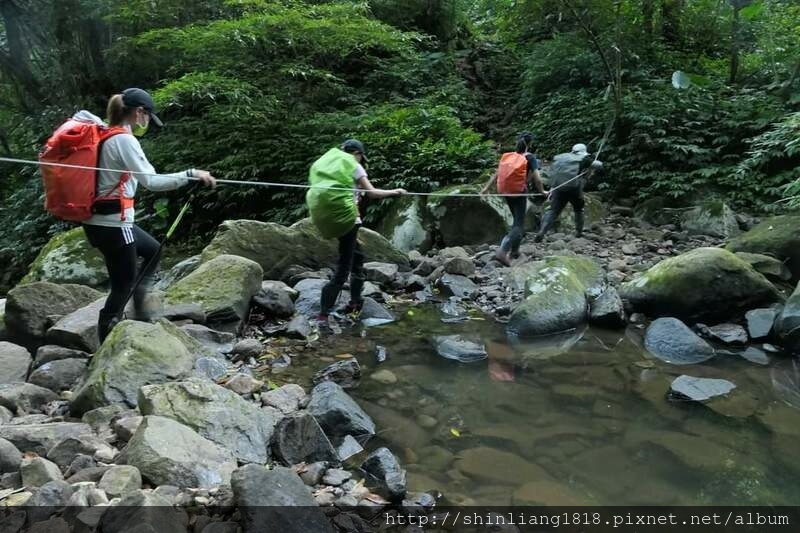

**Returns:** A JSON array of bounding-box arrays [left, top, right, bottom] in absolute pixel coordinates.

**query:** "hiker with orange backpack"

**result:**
[[480, 132, 545, 266], [40, 88, 216, 342]]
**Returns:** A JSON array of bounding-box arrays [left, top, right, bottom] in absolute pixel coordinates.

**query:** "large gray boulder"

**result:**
[[70, 320, 202, 416], [0, 341, 32, 384], [680, 201, 740, 238], [620, 248, 780, 322], [427, 184, 510, 247], [0, 422, 93, 456], [45, 297, 105, 353], [775, 282, 800, 354], [21, 228, 107, 288], [28, 358, 87, 392], [4, 282, 102, 341], [231, 464, 334, 533], [376, 196, 434, 253], [644, 318, 716, 365], [165, 254, 263, 328], [727, 215, 800, 281], [508, 256, 602, 337], [126, 416, 237, 489], [201, 218, 407, 282], [307, 381, 375, 445], [138, 379, 281, 464]]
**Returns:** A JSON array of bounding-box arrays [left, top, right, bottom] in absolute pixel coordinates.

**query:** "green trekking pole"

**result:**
[[115, 184, 201, 322]]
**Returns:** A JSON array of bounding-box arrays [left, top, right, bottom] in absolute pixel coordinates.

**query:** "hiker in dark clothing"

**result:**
[[534, 143, 603, 241], [481, 132, 546, 266]]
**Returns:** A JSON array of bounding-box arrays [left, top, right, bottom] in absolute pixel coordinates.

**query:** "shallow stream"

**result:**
[[274, 305, 800, 506]]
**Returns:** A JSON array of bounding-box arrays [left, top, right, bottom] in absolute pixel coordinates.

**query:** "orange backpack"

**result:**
[[39, 119, 130, 221], [496, 152, 528, 194]]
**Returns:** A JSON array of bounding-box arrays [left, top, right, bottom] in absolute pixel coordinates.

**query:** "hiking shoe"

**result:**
[[314, 313, 330, 326], [342, 300, 363, 315], [494, 249, 512, 267]]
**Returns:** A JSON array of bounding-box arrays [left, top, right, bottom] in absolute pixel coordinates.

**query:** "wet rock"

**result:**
[[126, 416, 237, 489], [312, 359, 361, 390], [194, 357, 229, 381], [739, 346, 770, 366], [271, 413, 338, 465], [0, 383, 58, 415], [224, 373, 264, 395], [180, 324, 236, 355], [705, 324, 748, 345], [98, 490, 188, 533], [97, 465, 142, 498], [588, 288, 626, 328], [364, 262, 399, 286], [138, 379, 279, 464], [726, 215, 800, 281], [33, 345, 89, 369], [746, 308, 779, 340], [337, 435, 364, 461], [620, 248, 780, 322], [27, 359, 87, 393], [774, 282, 800, 354], [734, 252, 792, 282], [432, 335, 487, 363], [45, 298, 104, 353], [232, 464, 334, 533], [4, 282, 102, 342], [46, 434, 115, 468], [71, 320, 202, 416], [360, 298, 395, 327], [0, 342, 32, 384], [261, 384, 308, 414], [669, 375, 736, 402], [253, 282, 295, 318], [292, 278, 348, 317], [201, 218, 407, 281], [21, 457, 63, 487], [308, 381, 375, 444], [0, 438, 22, 473], [165, 254, 263, 329], [644, 318, 715, 365], [0, 422, 91, 456], [435, 274, 478, 299], [286, 315, 312, 340], [361, 447, 406, 502], [231, 338, 263, 360]]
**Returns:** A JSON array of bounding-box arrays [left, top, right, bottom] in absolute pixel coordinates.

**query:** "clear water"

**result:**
[[273, 305, 800, 506]]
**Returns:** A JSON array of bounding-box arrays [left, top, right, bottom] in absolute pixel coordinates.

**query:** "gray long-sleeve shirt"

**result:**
[[74, 111, 192, 228]]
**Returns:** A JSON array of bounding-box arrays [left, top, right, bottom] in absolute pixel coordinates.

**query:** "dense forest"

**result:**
[[1, 0, 799, 291]]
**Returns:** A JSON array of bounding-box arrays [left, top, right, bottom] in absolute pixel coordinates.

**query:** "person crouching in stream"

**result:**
[[480, 132, 546, 266], [306, 139, 406, 325]]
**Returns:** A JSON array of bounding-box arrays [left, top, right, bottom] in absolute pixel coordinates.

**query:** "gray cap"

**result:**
[[572, 143, 588, 156]]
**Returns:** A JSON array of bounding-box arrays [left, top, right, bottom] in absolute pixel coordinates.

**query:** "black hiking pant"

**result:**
[[320, 225, 365, 315], [537, 188, 585, 238], [500, 196, 527, 254], [83, 224, 161, 342]]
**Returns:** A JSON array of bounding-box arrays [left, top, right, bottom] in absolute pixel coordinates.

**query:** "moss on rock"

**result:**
[[726, 215, 800, 281], [620, 247, 781, 322], [22, 228, 107, 288]]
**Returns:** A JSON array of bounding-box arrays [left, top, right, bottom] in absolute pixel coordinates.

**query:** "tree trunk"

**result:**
[[729, 5, 741, 84], [0, 0, 42, 102], [661, 0, 684, 47], [642, 0, 655, 39]]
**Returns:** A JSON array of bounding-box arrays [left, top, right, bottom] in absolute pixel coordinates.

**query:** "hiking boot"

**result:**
[[314, 313, 330, 327], [342, 300, 364, 315], [494, 249, 512, 267]]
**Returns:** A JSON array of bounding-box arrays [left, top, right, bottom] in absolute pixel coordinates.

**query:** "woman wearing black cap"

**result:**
[[81, 88, 216, 342]]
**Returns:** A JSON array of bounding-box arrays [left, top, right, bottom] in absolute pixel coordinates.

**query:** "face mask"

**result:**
[[132, 121, 148, 137]]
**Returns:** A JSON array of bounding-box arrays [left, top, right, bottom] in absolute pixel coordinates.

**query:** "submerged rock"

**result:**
[[669, 375, 736, 402], [201, 218, 407, 281], [620, 248, 780, 322], [432, 335, 487, 363], [727, 215, 800, 281], [312, 359, 361, 390], [644, 318, 715, 365]]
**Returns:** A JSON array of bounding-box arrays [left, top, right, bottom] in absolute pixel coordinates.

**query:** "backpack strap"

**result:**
[[95, 127, 134, 221]]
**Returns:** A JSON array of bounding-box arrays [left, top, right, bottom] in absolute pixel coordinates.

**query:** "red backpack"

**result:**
[[496, 152, 528, 194], [39, 119, 130, 221]]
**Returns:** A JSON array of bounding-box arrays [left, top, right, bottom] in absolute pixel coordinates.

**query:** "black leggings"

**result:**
[[320, 225, 365, 315], [538, 188, 585, 236], [501, 196, 527, 253], [83, 224, 161, 339]]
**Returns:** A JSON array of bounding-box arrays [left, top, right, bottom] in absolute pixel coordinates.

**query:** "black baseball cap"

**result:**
[[341, 139, 368, 162], [122, 88, 163, 127]]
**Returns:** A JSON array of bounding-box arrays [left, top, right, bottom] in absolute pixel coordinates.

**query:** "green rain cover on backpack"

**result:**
[[306, 148, 359, 239]]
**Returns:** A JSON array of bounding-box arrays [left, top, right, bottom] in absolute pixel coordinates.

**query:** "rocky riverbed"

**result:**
[[0, 199, 799, 530]]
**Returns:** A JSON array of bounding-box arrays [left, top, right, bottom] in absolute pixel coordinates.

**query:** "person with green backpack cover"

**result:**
[[307, 139, 406, 324]]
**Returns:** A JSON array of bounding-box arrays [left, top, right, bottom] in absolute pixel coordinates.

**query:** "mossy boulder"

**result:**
[[681, 201, 740, 239], [727, 215, 800, 281], [70, 320, 203, 416], [508, 256, 602, 337], [4, 282, 103, 342], [734, 252, 792, 282], [165, 254, 263, 327], [427, 184, 510, 247], [376, 196, 434, 253], [620, 247, 781, 322], [21, 228, 107, 288], [775, 282, 800, 354], [201, 218, 407, 281], [138, 379, 281, 464]]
